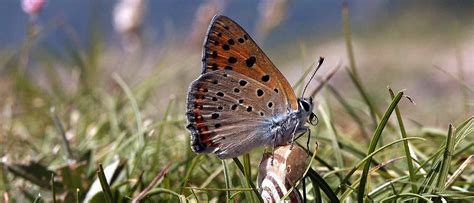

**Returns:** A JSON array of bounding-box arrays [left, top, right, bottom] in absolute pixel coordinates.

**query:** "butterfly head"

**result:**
[[298, 97, 318, 126]]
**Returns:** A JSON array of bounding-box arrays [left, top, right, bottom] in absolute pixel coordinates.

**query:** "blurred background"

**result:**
[[1, 0, 472, 123], [1, 0, 473, 201]]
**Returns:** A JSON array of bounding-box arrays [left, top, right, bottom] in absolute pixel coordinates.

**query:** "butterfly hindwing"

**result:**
[[202, 15, 298, 111], [186, 70, 287, 158]]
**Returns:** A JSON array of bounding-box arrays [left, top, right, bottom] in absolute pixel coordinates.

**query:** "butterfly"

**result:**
[[186, 15, 318, 159]]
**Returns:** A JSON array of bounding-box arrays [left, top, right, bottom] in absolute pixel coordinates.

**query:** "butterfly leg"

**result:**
[[271, 135, 277, 166], [305, 128, 311, 153], [291, 127, 311, 152], [290, 120, 300, 150], [294, 127, 309, 140]]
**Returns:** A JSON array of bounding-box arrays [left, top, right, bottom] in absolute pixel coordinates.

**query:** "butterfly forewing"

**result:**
[[202, 15, 298, 110], [187, 70, 287, 158]]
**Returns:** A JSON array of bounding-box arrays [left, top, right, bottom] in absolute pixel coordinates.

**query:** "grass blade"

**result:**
[[154, 97, 175, 172], [338, 137, 424, 200], [380, 193, 432, 202], [128, 171, 144, 197], [141, 188, 187, 202], [51, 173, 56, 203], [222, 160, 231, 200], [97, 164, 114, 203], [306, 168, 339, 203], [293, 60, 318, 90], [232, 157, 262, 202], [357, 91, 404, 202], [309, 61, 342, 98], [327, 84, 369, 140], [242, 154, 256, 202], [50, 107, 74, 160], [436, 124, 455, 191], [418, 161, 441, 194], [112, 73, 143, 136], [445, 154, 474, 189], [342, 1, 379, 126], [132, 164, 170, 203], [33, 193, 42, 203], [389, 88, 417, 193], [453, 116, 474, 149], [313, 181, 322, 203], [180, 155, 202, 194], [76, 188, 80, 203], [318, 101, 344, 181], [112, 73, 145, 174]]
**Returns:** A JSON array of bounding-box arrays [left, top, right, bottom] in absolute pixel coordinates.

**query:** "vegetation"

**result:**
[[1, 2, 473, 202]]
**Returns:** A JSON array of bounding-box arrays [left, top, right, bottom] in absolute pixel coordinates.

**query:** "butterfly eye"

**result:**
[[300, 100, 310, 112]]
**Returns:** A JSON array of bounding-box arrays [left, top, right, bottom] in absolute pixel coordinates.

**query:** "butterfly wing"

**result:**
[[201, 15, 298, 110], [187, 70, 287, 158], [187, 15, 302, 158]]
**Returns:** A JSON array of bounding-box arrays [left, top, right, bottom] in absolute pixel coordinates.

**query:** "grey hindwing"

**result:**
[[186, 70, 294, 158]]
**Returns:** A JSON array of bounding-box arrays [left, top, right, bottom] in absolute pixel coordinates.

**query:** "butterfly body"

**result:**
[[186, 15, 314, 159]]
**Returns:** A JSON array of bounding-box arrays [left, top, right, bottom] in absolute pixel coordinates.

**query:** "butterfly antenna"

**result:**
[[302, 57, 324, 98]]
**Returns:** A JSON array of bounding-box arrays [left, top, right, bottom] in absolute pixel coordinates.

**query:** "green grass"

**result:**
[[1, 3, 474, 203]]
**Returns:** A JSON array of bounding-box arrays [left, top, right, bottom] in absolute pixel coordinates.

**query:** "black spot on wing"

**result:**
[[211, 63, 218, 70], [228, 57, 237, 64], [245, 56, 256, 68]]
